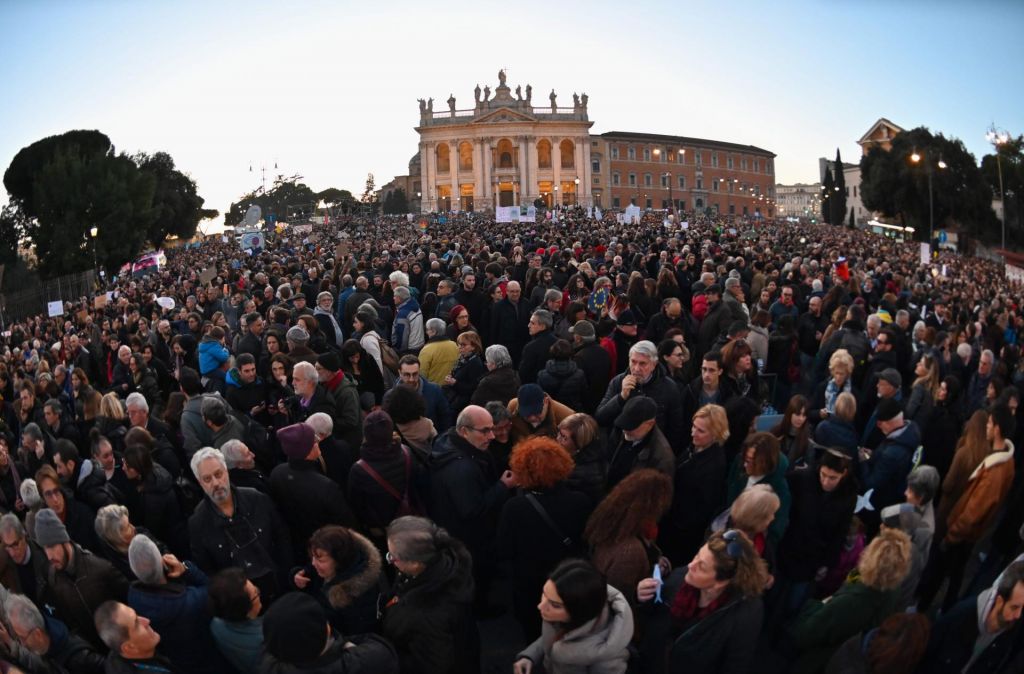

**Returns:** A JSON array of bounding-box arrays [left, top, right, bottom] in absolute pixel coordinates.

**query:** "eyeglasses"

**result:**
[[2, 538, 24, 551], [42, 488, 61, 500], [467, 426, 495, 435], [722, 530, 744, 559]]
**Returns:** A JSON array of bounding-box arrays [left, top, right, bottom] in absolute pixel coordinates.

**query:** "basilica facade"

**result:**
[[415, 70, 594, 212]]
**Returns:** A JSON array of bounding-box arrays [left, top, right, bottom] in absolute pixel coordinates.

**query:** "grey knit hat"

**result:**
[[286, 325, 309, 344], [34, 508, 70, 547]]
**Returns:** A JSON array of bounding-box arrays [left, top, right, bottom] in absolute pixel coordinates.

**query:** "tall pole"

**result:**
[[927, 168, 934, 245], [998, 152, 1006, 250]]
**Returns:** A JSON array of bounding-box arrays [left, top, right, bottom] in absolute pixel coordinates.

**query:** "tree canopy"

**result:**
[[860, 126, 998, 242], [980, 134, 1024, 244], [225, 181, 360, 227], [1, 130, 214, 278]]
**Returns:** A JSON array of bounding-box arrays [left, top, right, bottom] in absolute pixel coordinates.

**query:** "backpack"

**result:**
[[355, 446, 423, 517], [375, 334, 401, 376]]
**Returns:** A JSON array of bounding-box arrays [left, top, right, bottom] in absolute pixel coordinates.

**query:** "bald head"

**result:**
[[456, 405, 493, 451]]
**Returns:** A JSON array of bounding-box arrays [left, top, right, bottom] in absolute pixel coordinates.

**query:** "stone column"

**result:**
[[424, 142, 435, 212], [519, 136, 529, 204], [448, 140, 459, 210], [418, 142, 428, 212], [474, 139, 484, 207], [529, 136, 540, 203], [580, 138, 591, 208], [552, 137, 562, 205], [482, 137, 492, 209]]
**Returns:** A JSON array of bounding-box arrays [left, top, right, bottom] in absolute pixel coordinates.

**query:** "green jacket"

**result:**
[[790, 577, 898, 674]]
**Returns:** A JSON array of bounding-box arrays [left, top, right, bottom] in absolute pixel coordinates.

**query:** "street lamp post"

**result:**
[[89, 227, 99, 282], [910, 149, 947, 244], [987, 128, 1010, 250], [663, 172, 673, 213], [554, 185, 559, 209], [574, 177, 580, 206]]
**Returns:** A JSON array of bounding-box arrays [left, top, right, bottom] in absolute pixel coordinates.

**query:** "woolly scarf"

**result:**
[[825, 378, 852, 414]]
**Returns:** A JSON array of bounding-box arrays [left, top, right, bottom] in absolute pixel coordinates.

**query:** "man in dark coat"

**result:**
[[489, 281, 530, 366], [429, 405, 514, 606], [188, 447, 292, 603], [236, 312, 265, 361], [4, 594, 105, 674], [518, 309, 558, 385], [269, 423, 356, 560], [94, 600, 183, 674], [571, 320, 612, 414], [918, 560, 1024, 674], [35, 508, 129, 650], [53, 440, 114, 512], [455, 271, 487, 328], [697, 285, 731, 360], [644, 298, 694, 345], [596, 340, 686, 453]]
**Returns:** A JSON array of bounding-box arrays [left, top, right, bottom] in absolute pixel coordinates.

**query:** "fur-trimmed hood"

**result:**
[[326, 530, 382, 609]]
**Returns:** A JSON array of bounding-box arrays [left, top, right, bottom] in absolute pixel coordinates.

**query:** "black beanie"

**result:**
[[263, 592, 329, 665]]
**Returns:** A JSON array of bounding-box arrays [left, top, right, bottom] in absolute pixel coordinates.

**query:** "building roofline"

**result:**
[[600, 131, 775, 157]]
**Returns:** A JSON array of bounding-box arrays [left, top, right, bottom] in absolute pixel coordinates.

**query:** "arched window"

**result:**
[[560, 139, 575, 169], [496, 139, 514, 169], [436, 144, 450, 173], [537, 140, 552, 169], [458, 142, 473, 171]]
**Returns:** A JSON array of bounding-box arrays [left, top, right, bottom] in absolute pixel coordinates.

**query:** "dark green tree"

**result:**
[[821, 167, 835, 225], [3, 130, 113, 217], [0, 206, 23, 265], [382, 188, 409, 215], [361, 173, 376, 205], [980, 134, 1024, 244], [29, 148, 155, 277], [831, 149, 847, 227], [226, 179, 319, 226], [861, 126, 999, 242], [135, 152, 216, 246], [848, 207, 855, 229]]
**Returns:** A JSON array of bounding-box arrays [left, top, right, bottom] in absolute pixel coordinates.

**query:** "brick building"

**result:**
[[594, 132, 776, 216]]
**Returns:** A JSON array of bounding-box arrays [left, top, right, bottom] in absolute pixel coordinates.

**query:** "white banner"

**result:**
[[519, 206, 536, 223], [624, 204, 642, 224], [496, 206, 515, 223], [920, 243, 931, 264], [47, 300, 64, 317], [1006, 264, 1024, 283], [292, 223, 313, 234], [240, 232, 265, 250]]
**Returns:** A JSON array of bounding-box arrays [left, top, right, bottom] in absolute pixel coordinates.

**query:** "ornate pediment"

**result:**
[[472, 107, 537, 124]]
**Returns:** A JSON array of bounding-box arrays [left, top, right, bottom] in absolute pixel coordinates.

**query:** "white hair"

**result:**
[[220, 440, 249, 470], [956, 343, 973, 360], [125, 392, 149, 413], [485, 344, 512, 368], [629, 340, 658, 361], [128, 535, 165, 585], [306, 412, 334, 439], [389, 270, 409, 287], [190, 447, 227, 480], [425, 318, 446, 337], [292, 360, 317, 383]]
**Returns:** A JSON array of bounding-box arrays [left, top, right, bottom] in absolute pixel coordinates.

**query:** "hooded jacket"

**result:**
[[292, 530, 382, 636], [197, 337, 229, 377], [725, 452, 792, 548], [537, 359, 588, 412], [518, 585, 634, 674]]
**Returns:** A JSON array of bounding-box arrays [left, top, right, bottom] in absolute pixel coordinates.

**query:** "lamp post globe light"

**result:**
[[574, 177, 580, 205], [909, 148, 946, 245], [987, 127, 1011, 250]]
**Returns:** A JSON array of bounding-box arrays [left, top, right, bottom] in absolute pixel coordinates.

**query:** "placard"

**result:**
[[93, 294, 108, 309], [920, 243, 931, 265], [47, 301, 64, 317], [198, 268, 217, 285], [335, 243, 349, 259]]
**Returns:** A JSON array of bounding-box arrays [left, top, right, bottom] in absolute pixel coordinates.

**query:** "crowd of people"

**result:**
[[0, 206, 1021, 673]]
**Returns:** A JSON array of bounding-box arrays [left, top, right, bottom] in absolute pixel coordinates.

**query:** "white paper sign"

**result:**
[[47, 301, 64, 317], [920, 243, 931, 264]]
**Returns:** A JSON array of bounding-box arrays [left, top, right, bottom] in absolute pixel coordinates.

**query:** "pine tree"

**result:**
[[822, 167, 835, 224], [360, 173, 376, 204], [832, 149, 847, 227]]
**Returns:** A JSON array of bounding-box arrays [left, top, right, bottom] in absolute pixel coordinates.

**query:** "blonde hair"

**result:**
[[558, 413, 600, 450], [829, 349, 855, 377], [834, 392, 857, 423], [913, 353, 941, 400], [100, 392, 125, 420], [730, 484, 780, 536], [858, 528, 912, 591], [693, 404, 730, 445]]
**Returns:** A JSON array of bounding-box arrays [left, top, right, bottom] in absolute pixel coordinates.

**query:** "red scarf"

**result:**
[[670, 583, 730, 626], [324, 370, 345, 393]]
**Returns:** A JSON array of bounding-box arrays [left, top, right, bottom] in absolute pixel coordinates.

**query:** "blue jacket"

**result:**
[[860, 420, 921, 512], [198, 337, 229, 376], [392, 297, 425, 353], [127, 563, 233, 674]]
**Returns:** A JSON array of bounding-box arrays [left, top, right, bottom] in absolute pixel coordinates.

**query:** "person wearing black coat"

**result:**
[[773, 457, 857, 624], [470, 360, 521, 408], [519, 314, 558, 385], [380, 517, 480, 674], [188, 470, 292, 604], [444, 350, 485, 415], [596, 350, 686, 453], [270, 423, 357, 562], [122, 447, 188, 558], [496, 441, 592, 640], [347, 411, 425, 544], [488, 289, 531, 366], [920, 376, 965, 480], [573, 329, 612, 414], [537, 347, 588, 413]]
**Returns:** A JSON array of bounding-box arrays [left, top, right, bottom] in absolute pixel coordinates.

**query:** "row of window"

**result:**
[[435, 138, 579, 172], [606, 196, 762, 215], [607, 145, 773, 174], [608, 173, 769, 196]]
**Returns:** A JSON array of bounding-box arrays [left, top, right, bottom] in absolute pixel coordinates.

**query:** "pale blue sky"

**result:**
[[2, 0, 1022, 227]]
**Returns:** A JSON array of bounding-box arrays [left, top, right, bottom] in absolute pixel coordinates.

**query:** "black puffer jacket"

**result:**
[[379, 537, 479, 674], [260, 634, 399, 674], [777, 466, 857, 582], [566, 438, 608, 506], [292, 530, 383, 636], [131, 464, 188, 556], [537, 359, 587, 412]]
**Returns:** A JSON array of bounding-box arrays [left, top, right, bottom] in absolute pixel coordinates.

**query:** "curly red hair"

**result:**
[[509, 436, 575, 489]]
